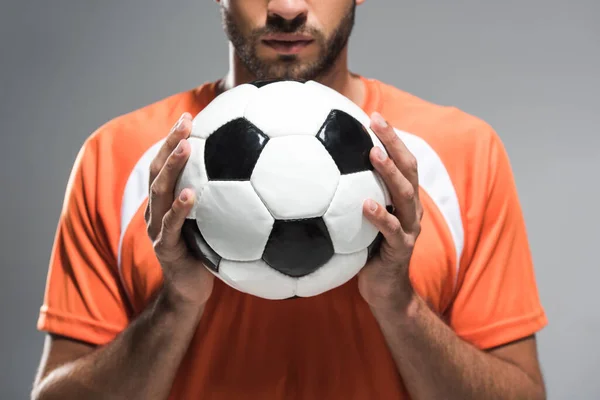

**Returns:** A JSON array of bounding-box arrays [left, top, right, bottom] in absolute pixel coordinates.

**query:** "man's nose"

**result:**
[[267, 0, 308, 21]]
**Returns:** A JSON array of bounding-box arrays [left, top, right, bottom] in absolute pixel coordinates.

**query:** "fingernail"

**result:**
[[374, 146, 387, 161], [175, 140, 185, 154], [173, 113, 188, 131], [175, 118, 185, 132], [366, 199, 378, 212], [179, 189, 189, 202], [372, 112, 387, 128]]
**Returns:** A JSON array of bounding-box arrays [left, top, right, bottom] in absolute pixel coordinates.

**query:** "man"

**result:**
[[32, 1, 548, 399]]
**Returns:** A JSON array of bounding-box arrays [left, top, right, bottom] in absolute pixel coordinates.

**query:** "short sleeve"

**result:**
[[447, 130, 547, 350], [37, 138, 131, 345]]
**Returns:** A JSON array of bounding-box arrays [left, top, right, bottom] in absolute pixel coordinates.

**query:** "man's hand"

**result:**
[[145, 112, 214, 308], [359, 112, 422, 311]]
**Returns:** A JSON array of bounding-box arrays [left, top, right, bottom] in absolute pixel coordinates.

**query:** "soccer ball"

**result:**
[[175, 79, 392, 300]]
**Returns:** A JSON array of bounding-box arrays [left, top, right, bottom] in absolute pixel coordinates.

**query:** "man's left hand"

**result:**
[[358, 112, 423, 311]]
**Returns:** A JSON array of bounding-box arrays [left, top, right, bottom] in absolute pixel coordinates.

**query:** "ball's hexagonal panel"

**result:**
[[243, 81, 334, 138], [175, 137, 207, 220], [195, 181, 274, 261], [204, 118, 269, 181], [262, 218, 335, 278], [218, 259, 297, 300], [251, 135, 340, 220], [191, 83, 257, 139], [181, 219, 221, 272], [323, 170, 387, 254], [317, 109, 374, 175], [296, 249, 368, 297]]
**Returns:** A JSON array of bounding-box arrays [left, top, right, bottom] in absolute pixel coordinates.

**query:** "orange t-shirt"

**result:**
[[37, 76, 547, 399]]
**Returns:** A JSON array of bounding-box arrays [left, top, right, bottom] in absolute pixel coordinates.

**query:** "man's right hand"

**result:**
[[144, 112, 214, 309]]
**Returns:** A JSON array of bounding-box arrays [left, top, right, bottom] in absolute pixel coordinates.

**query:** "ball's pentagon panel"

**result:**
[[190, 83, 257, 139], [317, 109, 374, 175], [204, 117, 269, 181], [181, 219, 222, 272], [305, 80, 388, 154], [262, 218, 335, 278]]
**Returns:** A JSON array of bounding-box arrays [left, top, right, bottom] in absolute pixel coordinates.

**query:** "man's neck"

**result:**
[[218, 44, 366, 108]]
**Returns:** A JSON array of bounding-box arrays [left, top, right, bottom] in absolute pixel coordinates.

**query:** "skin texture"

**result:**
[[32, 1, 546, 399]]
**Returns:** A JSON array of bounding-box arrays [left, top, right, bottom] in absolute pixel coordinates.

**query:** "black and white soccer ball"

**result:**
[[175, 79, 392, 300]]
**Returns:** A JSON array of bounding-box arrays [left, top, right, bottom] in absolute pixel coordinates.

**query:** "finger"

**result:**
[[145, 113, 191, 226], [369, 146, 419, 232], [370, 112, 419, 190], [363, 199, 405, 245], [363, 199, 417, 266], [147, 138, 191, 239], [148, 112, 193, 189], [154, 188, 195, 261]]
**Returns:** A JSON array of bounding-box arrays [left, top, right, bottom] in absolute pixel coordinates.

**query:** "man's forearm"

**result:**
[[33, 287, 205, 400], [371, 294, 545, 400]]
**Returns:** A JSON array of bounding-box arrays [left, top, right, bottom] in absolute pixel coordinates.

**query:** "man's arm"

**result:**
[[371, 295, 546, 400], [360, 112, 547, 399], [32, 289, 205, 400], [33, 112, 215, 400]]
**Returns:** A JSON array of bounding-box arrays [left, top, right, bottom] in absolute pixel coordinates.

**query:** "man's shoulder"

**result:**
[[71, 82, 217, 192], [373, 79, 499, 148], [372, 78, 512, 216], [87, 82, 216, 152], [372, 78, 504, 180]]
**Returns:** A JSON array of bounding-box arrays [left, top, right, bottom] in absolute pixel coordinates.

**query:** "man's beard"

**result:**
[[221, 4, 356, 81]]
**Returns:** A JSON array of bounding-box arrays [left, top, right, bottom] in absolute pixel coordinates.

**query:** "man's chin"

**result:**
[[254, 61, 322, 82]]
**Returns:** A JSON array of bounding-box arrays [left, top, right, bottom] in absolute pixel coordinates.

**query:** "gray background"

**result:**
[[1, 0, 598, 398]]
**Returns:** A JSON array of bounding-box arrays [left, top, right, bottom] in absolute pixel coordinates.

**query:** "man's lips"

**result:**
[[262, 34, 314, 55], [263, 33, 313, 41]]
